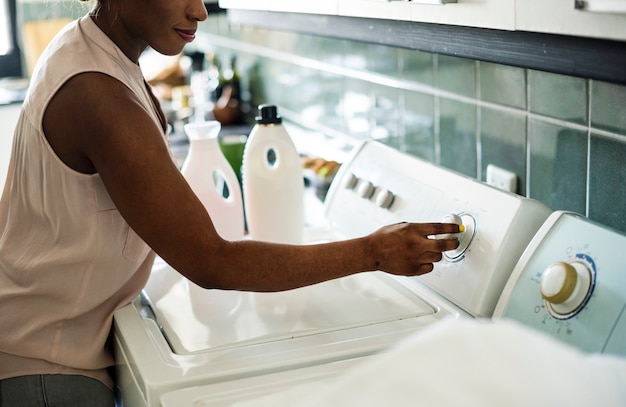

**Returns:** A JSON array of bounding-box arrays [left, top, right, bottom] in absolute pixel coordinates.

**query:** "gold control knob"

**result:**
[[539, 260, 593, 319], [540, 262, 578, 304]]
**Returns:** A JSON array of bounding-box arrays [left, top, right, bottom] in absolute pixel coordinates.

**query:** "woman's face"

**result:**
[[97, 0, 208, 61]]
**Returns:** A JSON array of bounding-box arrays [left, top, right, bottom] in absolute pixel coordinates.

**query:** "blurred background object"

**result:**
[[21, 17, 70, 76]]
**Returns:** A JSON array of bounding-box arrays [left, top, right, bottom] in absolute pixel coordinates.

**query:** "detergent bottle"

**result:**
[[182, 120, 245, 241], [241, 105, 304, 244]]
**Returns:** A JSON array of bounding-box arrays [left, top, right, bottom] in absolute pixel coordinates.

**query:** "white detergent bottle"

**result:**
[[242, 105, 304, 244], [182, 120, 245, 241]]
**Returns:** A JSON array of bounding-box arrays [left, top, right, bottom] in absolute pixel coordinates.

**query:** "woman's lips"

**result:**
[[175, 28, 196, 42]]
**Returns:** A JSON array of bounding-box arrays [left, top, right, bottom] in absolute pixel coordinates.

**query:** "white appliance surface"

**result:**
[[159, 319, 626, 407], [114, 141, 551, 406], [494, 211, 626, 357], [159, 357, 366, 407], [143, 260, 436, 355]]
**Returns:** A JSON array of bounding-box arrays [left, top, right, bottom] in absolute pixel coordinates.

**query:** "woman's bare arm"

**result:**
[[43, 72, 460, 292]]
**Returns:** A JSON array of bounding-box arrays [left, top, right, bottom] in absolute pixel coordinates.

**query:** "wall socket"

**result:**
[[486, 164, 518, 193]]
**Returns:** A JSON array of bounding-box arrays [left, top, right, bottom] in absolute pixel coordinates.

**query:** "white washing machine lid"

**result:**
[[144, 258, 435, 355], [160, 319, 626, 407], [158, 357, 365, 407]]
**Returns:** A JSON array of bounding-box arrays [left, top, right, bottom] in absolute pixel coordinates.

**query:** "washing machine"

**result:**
[[493, 210, 626, 357], [158, 211, 626, 406], [157, 321, 626, 407], [113, 140, 552, 406]]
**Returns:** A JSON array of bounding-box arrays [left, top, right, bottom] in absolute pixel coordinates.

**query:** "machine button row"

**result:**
[[343, 172, 395, 209], [357, 180, 375, 199]]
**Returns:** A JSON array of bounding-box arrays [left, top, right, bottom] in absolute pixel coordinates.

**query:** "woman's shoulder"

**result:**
[[25, 16, 144, 122], [32, 15, 140, 91]]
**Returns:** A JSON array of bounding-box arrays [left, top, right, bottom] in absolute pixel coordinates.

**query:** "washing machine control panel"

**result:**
[[324, 141, 552, 318], [494, 211, 626, 357]]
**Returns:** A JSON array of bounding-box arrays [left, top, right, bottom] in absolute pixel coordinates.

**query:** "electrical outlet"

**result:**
[[486, 164, 517, 193]]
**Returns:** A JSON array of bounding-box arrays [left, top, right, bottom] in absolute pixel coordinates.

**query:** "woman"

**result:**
[[0, 0, 461, 404]]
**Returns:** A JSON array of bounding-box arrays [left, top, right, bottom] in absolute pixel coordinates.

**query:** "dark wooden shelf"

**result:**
[[227, 9, 626, 85]]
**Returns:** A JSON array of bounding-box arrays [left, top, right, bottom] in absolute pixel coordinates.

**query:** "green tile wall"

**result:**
[[18, 0, 89, 24], [196, 14, 626, 234]]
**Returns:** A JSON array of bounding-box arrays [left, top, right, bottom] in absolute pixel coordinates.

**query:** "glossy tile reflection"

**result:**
[[528, 120, 587, 213], [198, 14, 626, 233]]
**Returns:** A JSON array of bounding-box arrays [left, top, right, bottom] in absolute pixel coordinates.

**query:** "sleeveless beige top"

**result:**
[[0, 15, 165, 388]]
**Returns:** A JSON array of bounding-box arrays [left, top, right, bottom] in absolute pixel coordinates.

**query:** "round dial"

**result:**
[[539, 260, 594, 319], [440, 213, 476, 261]]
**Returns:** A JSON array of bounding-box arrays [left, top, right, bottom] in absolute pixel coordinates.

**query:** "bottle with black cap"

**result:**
[[241, 104, 304, 244]]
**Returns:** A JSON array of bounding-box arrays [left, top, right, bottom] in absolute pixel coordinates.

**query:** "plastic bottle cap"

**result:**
[[255, 104, 282, 125]]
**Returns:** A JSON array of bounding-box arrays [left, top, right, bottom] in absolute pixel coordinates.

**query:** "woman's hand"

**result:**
[[368, 222, 462, 276]]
